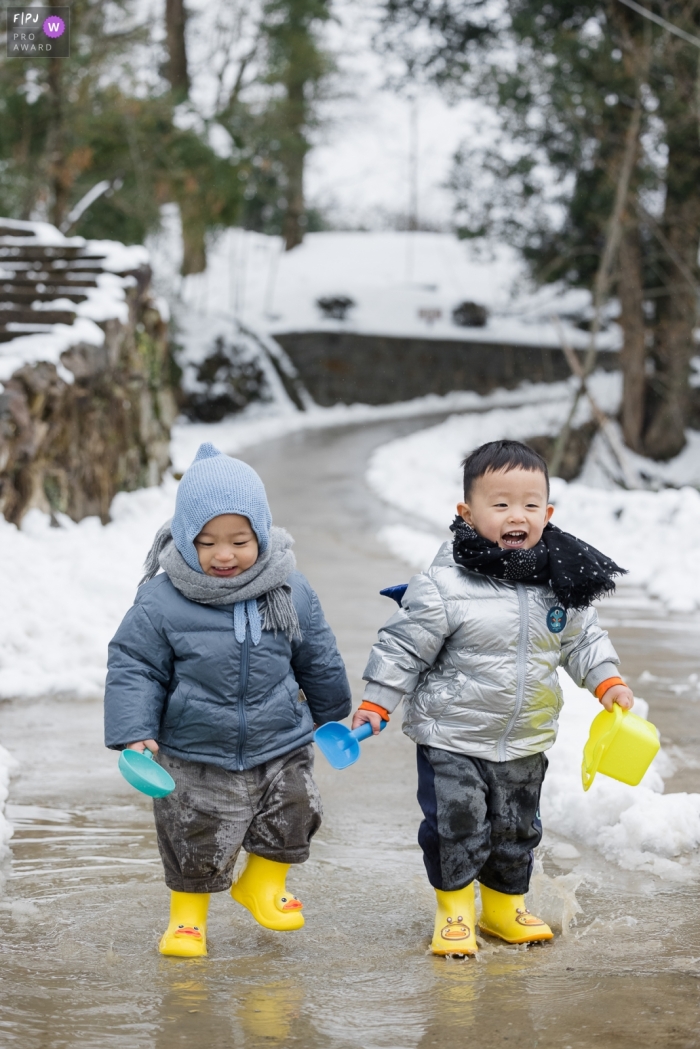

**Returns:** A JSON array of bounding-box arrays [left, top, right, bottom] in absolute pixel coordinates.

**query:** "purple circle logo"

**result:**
[[43, 15, 66, 39]]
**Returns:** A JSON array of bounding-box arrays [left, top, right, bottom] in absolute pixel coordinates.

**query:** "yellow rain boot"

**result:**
[[159, 890, 210, 957], [231, 854, 304, 931], [431, 883, 478, 956], [478, 884, 553, 945]]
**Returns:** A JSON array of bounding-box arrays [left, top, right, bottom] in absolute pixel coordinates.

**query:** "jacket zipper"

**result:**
[[237, 626, 250, 771], [498, 584, 529, 760]]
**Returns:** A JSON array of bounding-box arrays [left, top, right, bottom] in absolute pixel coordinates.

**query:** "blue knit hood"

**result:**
[[171, 443, 272, 573]]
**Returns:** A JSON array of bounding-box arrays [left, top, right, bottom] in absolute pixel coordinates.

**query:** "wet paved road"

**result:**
[[1, 417, 700, 1049]]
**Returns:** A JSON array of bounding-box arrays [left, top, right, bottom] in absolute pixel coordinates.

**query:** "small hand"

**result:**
[[126, 739, 159, 754], [351, 708, 383, 735], [599, 684, 634, 712]]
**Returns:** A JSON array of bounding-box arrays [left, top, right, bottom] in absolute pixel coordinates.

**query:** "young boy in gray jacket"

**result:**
[[105, 443, 351, 957], [353, 440, 634, 955]]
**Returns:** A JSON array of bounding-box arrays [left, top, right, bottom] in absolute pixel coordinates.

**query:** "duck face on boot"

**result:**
[[478, 884, 553, 945], [277, 892, 303, 914], [431, 884, 478, 957], [159, 891, 210, 958], [231, 854, 305, 931]]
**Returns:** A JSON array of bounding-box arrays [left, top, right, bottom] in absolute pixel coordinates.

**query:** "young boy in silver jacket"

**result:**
[[353, 440, 634, 955]]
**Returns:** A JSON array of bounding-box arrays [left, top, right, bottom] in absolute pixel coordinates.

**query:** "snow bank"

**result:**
[[0, 744, 16, 868], [171, 373, 605, 472], [0, 480, 178, 700], [546, 674, 700, 879], [367, 380, 700, 612]]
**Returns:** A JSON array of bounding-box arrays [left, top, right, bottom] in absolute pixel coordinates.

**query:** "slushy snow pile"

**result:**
[[367, 392, 700, 877], [545, 675, 700, 879]]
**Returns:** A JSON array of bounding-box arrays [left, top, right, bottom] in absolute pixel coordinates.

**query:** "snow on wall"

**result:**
[[167, 226, 621, 353]]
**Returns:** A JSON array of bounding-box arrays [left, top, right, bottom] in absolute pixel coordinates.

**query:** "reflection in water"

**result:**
[[154, 972, 310, 1048], [238, 980, 304, 1043], [427, 960, 479, 1027], [156, 979, 214, 1047]]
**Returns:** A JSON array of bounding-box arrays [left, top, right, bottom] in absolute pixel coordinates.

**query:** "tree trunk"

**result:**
[[281, 78, 307, 251], [165, 0, 190, 101], [618, 220, 647, 451], [46, 58, 69, 229], [643, 47, 700, 460]]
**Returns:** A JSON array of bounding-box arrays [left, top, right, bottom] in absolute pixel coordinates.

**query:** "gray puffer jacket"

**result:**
[[105, 570, 351, 771], [363, 542, 620, 761]]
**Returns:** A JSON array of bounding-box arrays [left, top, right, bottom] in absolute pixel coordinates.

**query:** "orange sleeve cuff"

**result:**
[[359, 700, 390, 721], [594, 676, 626, 700]]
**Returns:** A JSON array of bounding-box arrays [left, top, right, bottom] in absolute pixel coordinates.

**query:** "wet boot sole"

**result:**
[[478, 922, 553, 945]]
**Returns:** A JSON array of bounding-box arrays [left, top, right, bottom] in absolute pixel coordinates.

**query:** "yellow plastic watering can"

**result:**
[[582, 705, 660, 791]]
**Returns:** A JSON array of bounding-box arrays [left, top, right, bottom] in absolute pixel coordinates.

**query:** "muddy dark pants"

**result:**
[[417, 745, 547, 895], [153, 744, 322, 893]]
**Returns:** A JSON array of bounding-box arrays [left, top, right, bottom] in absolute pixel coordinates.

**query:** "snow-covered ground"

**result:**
[[545, 675, 700, 880], [150, 216, 618, 357]]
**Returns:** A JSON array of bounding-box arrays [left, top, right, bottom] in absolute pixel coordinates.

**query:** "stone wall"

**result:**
[[273, 331, 619, 407], [0, 224, 176, 524]]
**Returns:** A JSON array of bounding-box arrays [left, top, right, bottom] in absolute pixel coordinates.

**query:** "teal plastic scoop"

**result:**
[[118, 748, 175, 798]]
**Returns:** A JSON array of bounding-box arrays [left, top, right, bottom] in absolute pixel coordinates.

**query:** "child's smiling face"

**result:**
[[456, 467, 554, 550], [194, 513, 259, 576]]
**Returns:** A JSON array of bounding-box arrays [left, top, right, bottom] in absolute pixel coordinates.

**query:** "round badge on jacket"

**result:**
[[547, 606, 567, 633]]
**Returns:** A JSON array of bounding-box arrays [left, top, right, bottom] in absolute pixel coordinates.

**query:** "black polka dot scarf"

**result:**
[[450, 518, 627, 610]]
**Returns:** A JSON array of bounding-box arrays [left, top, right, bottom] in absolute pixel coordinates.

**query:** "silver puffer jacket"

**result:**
[[363, 542, 620, 761]]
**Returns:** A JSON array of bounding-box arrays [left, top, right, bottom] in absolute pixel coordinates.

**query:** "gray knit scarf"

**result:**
[[140, 522, 302, 646]]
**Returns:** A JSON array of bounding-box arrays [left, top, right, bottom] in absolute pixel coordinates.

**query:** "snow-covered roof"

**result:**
[[0, 218, 150, 386]]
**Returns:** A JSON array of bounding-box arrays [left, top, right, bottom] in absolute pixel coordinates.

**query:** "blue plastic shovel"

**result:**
[[314, 719, 387, 770], [118, 748, 175, 798]]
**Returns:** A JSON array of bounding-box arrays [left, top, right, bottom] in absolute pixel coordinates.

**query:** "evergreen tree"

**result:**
[[0, 0, 242, 272], [378, 0, 700, 461]]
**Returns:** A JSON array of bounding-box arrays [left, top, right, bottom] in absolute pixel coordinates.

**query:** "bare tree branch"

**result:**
[[551, 316, 640, 489]]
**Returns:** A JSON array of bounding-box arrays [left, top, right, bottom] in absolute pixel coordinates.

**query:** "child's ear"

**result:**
[[456, 501, 473, 524], [545, 504, 554, 522]]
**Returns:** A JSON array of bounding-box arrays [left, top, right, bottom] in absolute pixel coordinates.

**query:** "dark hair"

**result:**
[[461, 440, 550, 501]]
